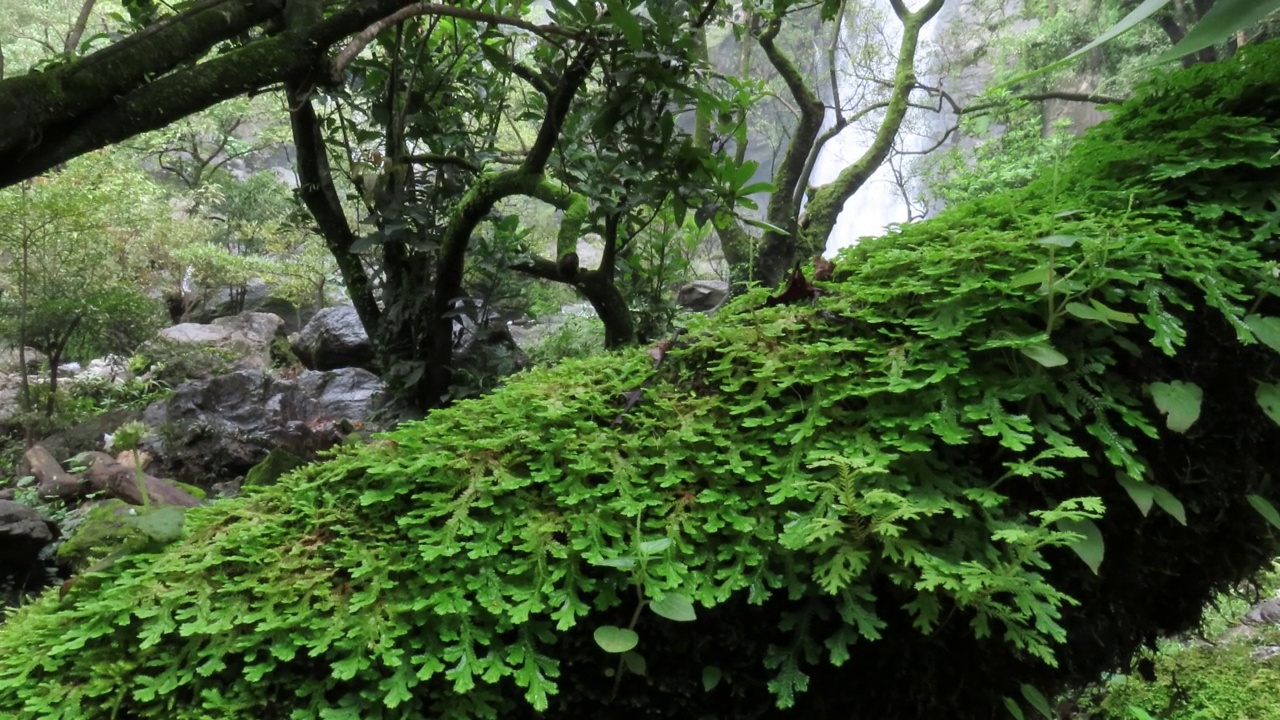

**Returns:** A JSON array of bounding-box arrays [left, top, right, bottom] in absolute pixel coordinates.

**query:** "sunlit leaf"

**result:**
[[1247, 495, 1280, 532], [593, 626, 639, 653], [649, 593, 697, 622]]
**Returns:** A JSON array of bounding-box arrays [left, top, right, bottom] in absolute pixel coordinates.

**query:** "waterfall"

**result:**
[[809, 0, 948, 254]]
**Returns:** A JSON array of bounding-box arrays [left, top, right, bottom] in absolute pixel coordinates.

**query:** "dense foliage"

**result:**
[[0, 38, 1278, 720]]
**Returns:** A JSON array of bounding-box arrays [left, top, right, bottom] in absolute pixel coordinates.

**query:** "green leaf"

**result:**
[[702, 665, 723, 692], [1154, 0, 1280, 64], [594, 556, 637, 569], [1019, 343, 1069, 368], [1247, 495, 1280, 532], [649, 593, 697, 622], [1088, 299, 1138, 324], [1003, 697, 1027, 720], [1059, 519, 1104, 574], [1244, 314, 1280, 354], [1151, 486, 1187, 525], [1036, 234, 1081, 248], [1128, 706, 1157, 720], [1062, 0, 1172, 64], [605, 0, 643, 48], [1148, 381, 1203, 433], [1010, 266, 1052, 288], [622, 651, 647, 676], [1256, 383, 1280, 426], [637, 538, 671, 555], [1117, 476, 1155, 517], [593, 626, 639, 653], [128, 506, 185, 543], [1020, 683, 1054, 719], [1064, 302, 1109, 324]]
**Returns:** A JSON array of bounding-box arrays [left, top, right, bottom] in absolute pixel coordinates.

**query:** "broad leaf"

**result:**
[[1020, 684, 1054, 719], [1244, 314, 1280, 354], [129, 506, 185, 543], [593, 626, 639, 653], [702, 665, 722, 692], [1061, 0, 1172, 64], [1004, 697, 1027, 720], [1010, 266, 1052, 288], [1247, 495, 1280, 532], [1020, 343, 1069, 368], [1151, 486, 1187, 525], [1117, 476, 1155, 516], [637, 538, 671, 555], [605, 0, 643, 48], [1154, 0, 1280, 63], [1059, 519, 1104, 574], [649, 593, 697, 622], [622, 651, 647, 675], [1148, 381, 1203, 433], [1257, 383, 1280, 426]]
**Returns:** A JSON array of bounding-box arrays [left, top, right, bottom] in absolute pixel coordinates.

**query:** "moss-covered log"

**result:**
[[1, 42, 1279, 720]]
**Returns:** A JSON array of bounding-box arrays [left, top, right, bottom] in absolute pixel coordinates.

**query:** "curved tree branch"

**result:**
[[329, 2, 572, 82]]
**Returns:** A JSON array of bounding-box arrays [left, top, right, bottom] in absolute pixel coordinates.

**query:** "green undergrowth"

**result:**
[[0, 40, 1279, 720]]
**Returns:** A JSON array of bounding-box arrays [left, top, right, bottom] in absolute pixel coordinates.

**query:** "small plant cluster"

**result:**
[[0, 38, 1277, 720]]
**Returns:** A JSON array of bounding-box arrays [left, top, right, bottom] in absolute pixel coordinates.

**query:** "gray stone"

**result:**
[[677, 280, 730, 312], [289, 306, 375, 371], [154, 311, 286, 374], [1244, 596, 1280, 626], [184, 279, 318, 334], [143, 368, 385, 485], [0, 500, 57, 585]]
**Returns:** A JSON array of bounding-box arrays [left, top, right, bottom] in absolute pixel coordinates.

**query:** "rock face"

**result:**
[[676, 280, 730, 312], [143, 368, 385, 485], [0, 500, 57, 589], [153, 312, 286, 376], [289, 306, 375, 371]]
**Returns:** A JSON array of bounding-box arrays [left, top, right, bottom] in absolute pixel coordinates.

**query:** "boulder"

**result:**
[[0, 348, 40, 374], [184, 279, 318, 334], [150, 311, 286, 378], [143, 368, 384, 486], [676, 280, 730, 312], [289, 306, 374, 371], [0, 500, 57, 587]]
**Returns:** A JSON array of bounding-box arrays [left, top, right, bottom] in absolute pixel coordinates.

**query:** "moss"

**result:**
[[54, 500, 148, 574], [242, 449, 305, 488], [1100, 633, 1280, 719]]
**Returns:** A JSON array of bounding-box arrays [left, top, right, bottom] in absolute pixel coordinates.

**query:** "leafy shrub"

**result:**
[[0, 39, 1279, 720], [526, 315, 607, 367]]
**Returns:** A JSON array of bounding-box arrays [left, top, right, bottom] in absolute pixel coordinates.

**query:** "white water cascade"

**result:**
[[808, 0, 949, 254]]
